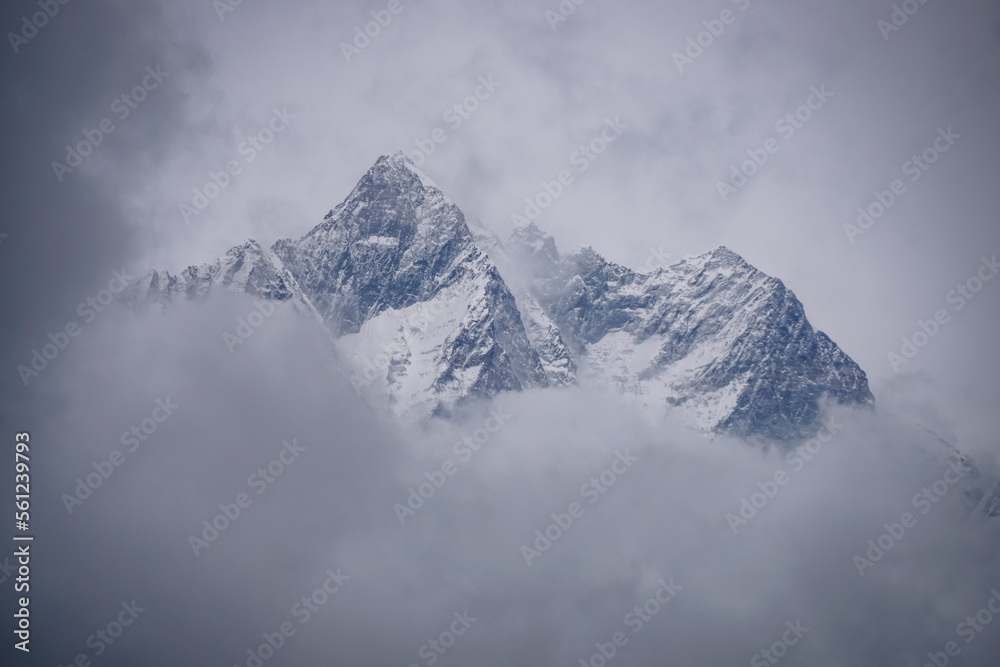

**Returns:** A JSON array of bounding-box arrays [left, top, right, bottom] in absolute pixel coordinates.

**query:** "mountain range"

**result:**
[[127, 153, 875, 441]]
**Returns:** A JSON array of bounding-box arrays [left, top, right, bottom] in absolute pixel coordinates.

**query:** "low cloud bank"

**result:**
[[6, 293, 999, 666]]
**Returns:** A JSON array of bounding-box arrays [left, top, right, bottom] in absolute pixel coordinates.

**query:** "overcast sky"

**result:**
[[2, 0, 999, 665]]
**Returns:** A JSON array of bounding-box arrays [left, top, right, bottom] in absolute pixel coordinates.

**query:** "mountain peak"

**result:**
[[711, 244, 738, 257], [508, 222, 559, 257], [507, 222, 561, 279], [695, 245, 748, 267], [229, 238, 264, 256], [370, 152, 441, 192], [298, 153, 462, 250]]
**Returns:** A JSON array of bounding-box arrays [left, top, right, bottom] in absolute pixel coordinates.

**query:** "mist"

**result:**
[[2, 0, 999, 665]]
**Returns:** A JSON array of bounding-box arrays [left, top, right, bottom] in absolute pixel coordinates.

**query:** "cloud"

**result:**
[[2, 290, 996, 666], [2, 1, 999, 664]]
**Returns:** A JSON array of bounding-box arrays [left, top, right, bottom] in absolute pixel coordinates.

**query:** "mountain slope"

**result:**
[[507, 223, 874, 440]]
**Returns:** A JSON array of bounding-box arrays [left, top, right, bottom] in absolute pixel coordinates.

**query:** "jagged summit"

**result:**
[[129, 155, 874, 438], [296, 153, 454, 251]]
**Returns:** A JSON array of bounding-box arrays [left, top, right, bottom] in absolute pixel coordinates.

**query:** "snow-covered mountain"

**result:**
[[506, 223, 874, 440], [127, 238, 305, 311], [128, 153, 874, 439]]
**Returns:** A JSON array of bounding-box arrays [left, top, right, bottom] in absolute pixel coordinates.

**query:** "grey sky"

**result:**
[[1, 0, 999, 665]]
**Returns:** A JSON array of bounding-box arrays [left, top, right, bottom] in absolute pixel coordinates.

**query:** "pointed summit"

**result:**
[[364, 152, 440, 192], [272, 154, 481, 335], [698, 245, 752, 270], [303, 153, 459, 246]]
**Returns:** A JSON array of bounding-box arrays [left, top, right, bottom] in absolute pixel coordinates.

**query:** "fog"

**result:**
[[2, 0, 999, 664], [0, 293, 993, 666]]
